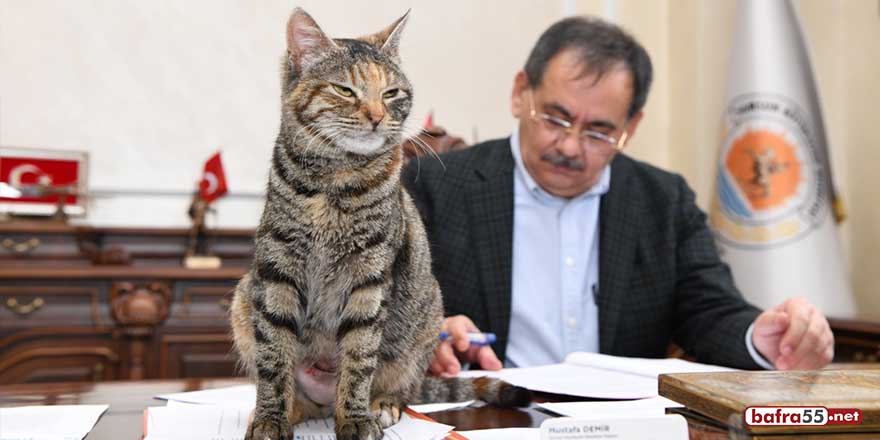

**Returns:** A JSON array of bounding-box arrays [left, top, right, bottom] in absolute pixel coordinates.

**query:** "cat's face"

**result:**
[[282, 8, 413, 158]]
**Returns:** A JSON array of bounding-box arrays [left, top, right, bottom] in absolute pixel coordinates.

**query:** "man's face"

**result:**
[[511, 49, 643, 198]]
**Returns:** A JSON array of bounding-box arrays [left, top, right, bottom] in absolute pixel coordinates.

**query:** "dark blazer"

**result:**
[[402, 137, 764, 369]]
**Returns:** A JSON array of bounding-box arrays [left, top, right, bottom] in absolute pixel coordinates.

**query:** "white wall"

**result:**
[[0, 0, 563, 227]]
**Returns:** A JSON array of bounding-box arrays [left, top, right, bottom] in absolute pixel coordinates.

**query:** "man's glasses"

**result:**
[[528, 91, 629, 152]]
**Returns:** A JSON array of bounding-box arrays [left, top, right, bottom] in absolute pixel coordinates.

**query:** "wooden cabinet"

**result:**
[[828, 318, 880, 363], [0, 222, 252, 384], [1, 222, 878, 384]]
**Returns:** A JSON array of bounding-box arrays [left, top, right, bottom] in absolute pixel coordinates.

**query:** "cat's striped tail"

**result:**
[[415, 376, 532, 407]]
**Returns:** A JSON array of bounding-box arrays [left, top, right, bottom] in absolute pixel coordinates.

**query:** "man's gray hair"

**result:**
[[524, 16, 653, 119]]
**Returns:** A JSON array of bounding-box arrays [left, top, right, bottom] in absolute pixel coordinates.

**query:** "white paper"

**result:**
[[145, 402, 453, 440], [564, 352, 736, 378], [0, 404, 108, 440], [407, 400, 475, 413], [158, 385, 479, 414], [146, 404, 250, 440], [458, 364, 658, 399], [458, 428, 540, 440], [156, 384, 256, 406], [537, 396, 683, 419], [459, 352, 735, 399]]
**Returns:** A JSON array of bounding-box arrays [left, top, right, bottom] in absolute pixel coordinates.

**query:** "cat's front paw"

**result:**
[[245, 414, 290, 440], [335, 415, 384, 440], [370, 397, 402, 428]]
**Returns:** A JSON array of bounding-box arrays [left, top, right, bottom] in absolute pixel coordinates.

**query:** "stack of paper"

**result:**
[[0, 404, 108, 440], [459, 352, 734, 398], [458, 428, 540, 440], [156, 385, 475, 415], [537, 396, 683, 418], [157, 384, 255, 406], [145, 403, 454, 440], [148, 386, 457, 440], [147, 353, 727, 438]]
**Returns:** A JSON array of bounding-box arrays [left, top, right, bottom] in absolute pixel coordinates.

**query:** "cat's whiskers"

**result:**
[[317, 124, 345, 145], [316, 122, 357, 152], [410, 135, 446, 170], [392, 124, 446, 170], [291, 122, 322, 170], [324, 131, 348, 158], [301, 125, 332, 168]]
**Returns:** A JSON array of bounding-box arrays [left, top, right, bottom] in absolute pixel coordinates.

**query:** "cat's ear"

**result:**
[[370, 10, 410, 60], [286, 8, 337, 74]]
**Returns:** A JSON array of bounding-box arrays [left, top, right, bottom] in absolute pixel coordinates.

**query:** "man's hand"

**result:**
[[752, 297, 834, 370], [429, 315, 503, 377]]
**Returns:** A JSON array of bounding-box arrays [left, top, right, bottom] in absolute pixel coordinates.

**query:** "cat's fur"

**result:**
[[230, 8, 530, 440]]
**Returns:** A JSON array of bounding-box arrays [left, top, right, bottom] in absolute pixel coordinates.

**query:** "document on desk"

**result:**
[[565, 352, 735, 378], [145, 402, 454, 440], [0, 404, 108, 440], [156, 384, 256, 406], [537, 396, 683, 418], [407, 400, 476, 413], [457, 428, 539, 440], [158, 384, 474, 419], [458, 352, 735, 399]]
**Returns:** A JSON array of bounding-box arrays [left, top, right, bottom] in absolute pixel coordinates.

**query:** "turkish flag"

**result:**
[[198, 152, 227, 203], [0, 156, 80, 205]]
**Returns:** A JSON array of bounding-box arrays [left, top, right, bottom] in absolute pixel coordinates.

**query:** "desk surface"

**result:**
[[0, 378, 554, 439], [1, 375, 875, 440]]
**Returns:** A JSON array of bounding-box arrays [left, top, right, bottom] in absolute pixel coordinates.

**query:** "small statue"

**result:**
[[184, 152, 227, 268], [186, 191, 211, 258], [184, 190, 221, 269]]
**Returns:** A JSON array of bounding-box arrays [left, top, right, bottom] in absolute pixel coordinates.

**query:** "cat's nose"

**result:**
[[365, 107, 385, 130]]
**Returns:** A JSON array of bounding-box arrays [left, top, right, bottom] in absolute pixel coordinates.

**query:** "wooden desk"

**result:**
[[0, 378, 552, 439], [0, 375, 876, 440], [0, 378, 251, 439]]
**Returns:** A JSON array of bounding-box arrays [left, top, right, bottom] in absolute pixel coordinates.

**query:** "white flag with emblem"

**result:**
[[709, 0, 855, 317]]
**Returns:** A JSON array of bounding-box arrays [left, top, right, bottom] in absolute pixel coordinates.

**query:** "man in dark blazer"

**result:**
[[402, 16, 833, 374]]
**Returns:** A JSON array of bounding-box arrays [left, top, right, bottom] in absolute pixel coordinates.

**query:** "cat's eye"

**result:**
[[331, 84, 354, 98], [382, 89, 399, 99]]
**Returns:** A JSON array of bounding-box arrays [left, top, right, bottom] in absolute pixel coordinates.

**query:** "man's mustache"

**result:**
[[541, 152, 584, 171]]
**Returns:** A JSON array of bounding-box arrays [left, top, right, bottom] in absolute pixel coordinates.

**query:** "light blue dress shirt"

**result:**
[[503, 127, 773, 369], [505, 127, 609, 368]]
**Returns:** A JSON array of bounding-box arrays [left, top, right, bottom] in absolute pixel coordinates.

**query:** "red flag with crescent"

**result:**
[[0, 156, 80, 205], [198, 152, 227, 203]]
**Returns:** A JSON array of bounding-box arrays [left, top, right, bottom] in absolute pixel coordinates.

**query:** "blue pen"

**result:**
[[438, 331, 497, 346]]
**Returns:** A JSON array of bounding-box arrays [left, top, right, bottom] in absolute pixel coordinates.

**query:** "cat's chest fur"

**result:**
[[301, 193, 344, 236], [292, 191, 395, 333], [296, 191, 393, 264]]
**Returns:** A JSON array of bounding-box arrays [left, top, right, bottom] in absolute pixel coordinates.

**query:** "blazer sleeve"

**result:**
[[670, 175, 764, 369]]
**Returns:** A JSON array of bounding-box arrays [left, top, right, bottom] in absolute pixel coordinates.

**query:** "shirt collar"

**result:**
[[510, 126, 611, 203]]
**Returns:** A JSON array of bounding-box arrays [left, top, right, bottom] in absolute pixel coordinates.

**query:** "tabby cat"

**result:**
[[230, 7, 530, 440]]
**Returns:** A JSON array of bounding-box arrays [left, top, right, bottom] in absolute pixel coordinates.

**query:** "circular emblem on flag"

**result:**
[[711, 94, 826, 248]]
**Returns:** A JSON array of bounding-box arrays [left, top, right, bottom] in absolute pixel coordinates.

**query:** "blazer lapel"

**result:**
[[598, 155, 640, 354], [467, 139, 515, 356]]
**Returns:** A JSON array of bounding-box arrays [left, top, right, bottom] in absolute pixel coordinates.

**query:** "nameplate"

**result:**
[[540, 415, 688, 440]]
